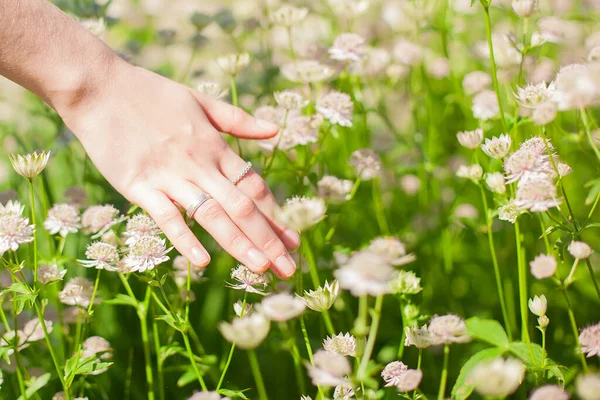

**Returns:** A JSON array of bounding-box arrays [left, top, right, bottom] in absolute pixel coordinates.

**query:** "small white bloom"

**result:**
[[197, 82, 228, 99], [124, 235, 172, 273], [277, 196, 326, 232], [306, 349, 351, 387], [457, 128, 483, 149], [329, 33, 366, 62], [227, 264, 270, 295], [316, 91, 354, 127], [470, 357, 525, 397], [428, 314, 471, 344], [44, 203, 80, 237], [259, 293, 305, 322], [301, 280, 339, 312], [528, 294, 547, 317], [219, 313, 270, 350], [323, 333, 356, 357], [79, 241, 120, 271], [481, 134, 511, 159], [530, 254, 557, 279], [335, 251, 395, 296], [274, 91, 308, 110], [216, 53, 250, 76], [568, 241, 593, 260], [38, 264, 67, 284], [349, 149, 382, 180], [472, 90, 500, 121], [486, 172, 506, 194], [9, 151, 51, 180], [579, 322, 600, 358]]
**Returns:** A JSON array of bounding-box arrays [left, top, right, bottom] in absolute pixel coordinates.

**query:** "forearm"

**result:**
[[0, 0, 123, 114]]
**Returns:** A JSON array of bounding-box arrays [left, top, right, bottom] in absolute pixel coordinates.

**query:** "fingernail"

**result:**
[[275, 253, 296, 278], [282, 229, 301, 248], [247, 248, 269, 271], [256, 119, 279, 131], [191, 247, 210, 266]]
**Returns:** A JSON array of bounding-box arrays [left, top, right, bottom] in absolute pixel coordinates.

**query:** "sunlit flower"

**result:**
[[38, 264, 67, 284], [367, 237, 416, 266], [428, 314, 471, 344], [349, 149, 382, 180], [532, 102, 557, 126], [456, 164, 483, 182], [538, 315, 549, 328], [472, 90, 500, 121], [274, 91, 308, 110], [529, 385, 568, 400], [405, 325, 440, 349], [301, 280, 339, 312], [123, 214, 161, 244], [81, 204, 123, 236], [335, 251, 395, 296], [277, 196, 326, 232], [259, 293, 305, 321], [329, 33, 366, 61], [498, 200, 523, 224], [512, 0, 538, 18], [0, 200, 24, 217], [233, 300, 253, 317], [515, 81, 555, 109], [333, 385, 354, 400], [486, 172, 506, 195], [470, 357, 525, 397], [0, 213, 35, 255], [269, 5, 309, 27], [568, 240, 593, 260], [9, 151, 51, 180], [219, 313, 270, 350], [530, 254, 557, 279], [318, 176, 353, 203], [457, 128, 483, 149], [216, 53, 250, 75], [557, 162, 572, 177], [463, 71, 492, 95], [577, 373, 600, 400], [306, 349, 351, 387], [528, 294, 547, 317], [579, 322, 600, 357], [316, 91, 354, 127], [390, 270, 422, 295], [323, 333, 356, 357], [59, 277, 95, 307], [124, 235, 172, 273], [553, 63, 600, 110], [44, 203, 80, 237], [381, 361, 422, 392], [197, 82, 228, 99], [227, 264, 270, 295], [481, 134, 511, 159], [281, 60, 334, 83], [79, 241, 119, 271], [514, 173, 560, 212]]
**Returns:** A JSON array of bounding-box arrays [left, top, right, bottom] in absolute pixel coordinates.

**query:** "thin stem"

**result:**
[[279, 322, 306, 393], [437, 344, 450, 400], [412, 349, 423, 400], [248, 350, 268, 400], [28, 179, 38, 285], [151, 305, 165, 400], [479, 184, 512, 340], [13, 306, 27, 399], [183, 331, 208, 390], [515, 221, 530, 343], [372, 179, 390, 235], [581, 109, 600, 163], [321, 310, 336, 336], [565, 259, 580, 287], [216, 292, 247, 390], [230, 75, 243, 158], [481, 2, 508, 132], [302, 234, 321, 289], [562, 290, 588, 371], [396, 297, 407, 359], [139, 287, 156, 400], [357, 294, 383, 380]]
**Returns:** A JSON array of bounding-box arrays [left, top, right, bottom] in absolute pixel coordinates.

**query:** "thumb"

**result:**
[[193, 92, 279, 139]]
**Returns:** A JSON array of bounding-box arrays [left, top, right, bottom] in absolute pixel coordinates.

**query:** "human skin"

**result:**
[[0, 0, 300, 278]]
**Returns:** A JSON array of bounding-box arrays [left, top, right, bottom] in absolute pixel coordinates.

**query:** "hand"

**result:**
[[58, 59, 300, 278]]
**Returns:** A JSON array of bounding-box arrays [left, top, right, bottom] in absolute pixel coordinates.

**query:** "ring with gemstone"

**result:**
[[186, 193, 212, 219], [231, 161, 252, 186]]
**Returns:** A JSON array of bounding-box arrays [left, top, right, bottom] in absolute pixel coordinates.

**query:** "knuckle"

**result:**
[[155, 208, 182, 227], [229, 195, 256, 219], [262, 235, 285, 254], [229, 233, 249, 251], [247, 174, 271, 201], [197, 199, 223, 221]]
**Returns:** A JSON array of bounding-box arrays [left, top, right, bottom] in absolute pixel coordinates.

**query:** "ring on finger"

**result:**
[[231, 161, 252, 186], [186, 193, 212, 219]]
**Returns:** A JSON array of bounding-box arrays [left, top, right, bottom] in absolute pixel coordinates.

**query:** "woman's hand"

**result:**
[[58, 59, 300, 279]]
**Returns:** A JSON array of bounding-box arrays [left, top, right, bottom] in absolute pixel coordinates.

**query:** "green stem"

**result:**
[[28, 179, 38, 285], [565, 259, 580, 287], [230, 75, 243, 158], [279, 322, 306, 393], [302, 234, 321, 289], [151, 306, 165, 400], [412, 349, 423, 400], [437, 344, 450, 400], [581, 109, 600, 163], [322, 310, 336, 336], [562, 290, 587, 371], [479, 184, 512, 340], [13, 306, 28, 400], [248, 350, 268, 400], [372, 179, 390, 235], [216, 292, 247, 390], [287, 27, 296, 60], [357, 294, 383, 380], [139, 287, 155, 400], [183, 330, 208, 390], [515, 221, 530, 343]]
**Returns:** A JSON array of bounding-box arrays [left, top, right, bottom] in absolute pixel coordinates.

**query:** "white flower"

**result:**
[[124, 235, 172, 273], [219, 313, 270, 350], [514, 173, 560, 212], [512, 0, 538, 18], [381, 361, 422, 392], [0, 213, 35, 255], [457, 128, 484, 149], [481, 134, 511, 159], [553, 63, 600, 110], [318, 176, 353, 203], [301, 280, 339, 312], [557, 162, 572, 177], [392, 40, 423, 66], [188, 391, 230, 400], [390, 270, 422, 295], [335, 251, 395, 296], [427, 57, 450, 79], [428, 314, 471, 344], [0, 200, 25, 217], [216, 53, 250, 76], [172, 256, 204, 287], [463, 71, 491, 95], [456, 164, 483, 182], [349, 149, 382, 180], [486, 172, 506, 195], [233, 300, 253, 317], [529, 385, 568, 400], [316, 91, 354, 127], [367, 237, 416, 266], [44, 203, 80, 237], [579, 322, 600, 358], [81, 204, 124, 236], [532, 102, 557, 126], [306, 349, 351, 387], [528, 294, 547, 316], [405, 325, 441, 349], [38, 264, 67, 284], [323, 333, 356, 357], [22, 319, 53, 342], [9, 151, 51, 180], [515, 81, 555, 109], [274, 91, 308, 110], [197, 82, 228, 99], [79, 18, 105, 36], [472, 90, 499, 121], [329, 33, 366, 61], [227, 264, 270, 295], [470, 357, 525, 397], [79, 241, 120, 271], [577, 373, 600, 400], [498, 200, 523, 224], [123, 214, 161, 245], [277, 196, 326, 232], [530, 254, 557, 279], [281, 60, 334, 83], [568, 241, 593, 260], [333, 385, 354, 400], [259, 293, 305, 322], [59, 277, 94, 307], [269, 6, 309, 27]]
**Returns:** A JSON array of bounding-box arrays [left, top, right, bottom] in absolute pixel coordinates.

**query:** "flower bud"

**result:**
[[528, 294, 547, 317]]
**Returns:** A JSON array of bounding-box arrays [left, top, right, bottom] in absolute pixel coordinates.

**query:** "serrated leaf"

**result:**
[[508, 342, 545, 368], [451, 347, 505, 400], [159, 343, 186, 364], [8, 282, 31, 294], [103, 294, 138, 308], [16, 372, 50, 400], [11, 293, 38, 315], [155, 314, 187, 332], [466, 317, 509, 348], [218, 388, 250, 399]]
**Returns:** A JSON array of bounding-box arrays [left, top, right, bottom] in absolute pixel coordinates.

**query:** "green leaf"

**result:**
[[177, 367, 196, 387], [155, 314, 186, 332], [585, 178, 600, 205], [466, 317, 509, 348], [11, 293, 38, 314], [508, 342, 546, 368], [159, 343, 186, 364], [7, 282, 31, 294], [16, 372, 51, 400], [218, 389, 250, 399], [452, 347, 505, 400], [103, 294, 138, 308]]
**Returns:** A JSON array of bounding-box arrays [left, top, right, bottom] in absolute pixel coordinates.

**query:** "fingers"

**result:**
[[219, 149, 300, 250], [136, 189, 211, 267], [192, 92, 279, 139], [166, 180, 279, 275], [192, 172, 297, 279]]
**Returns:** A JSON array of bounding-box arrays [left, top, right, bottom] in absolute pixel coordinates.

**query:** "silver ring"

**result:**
[[186, 193, 212, 219], [231, 161, 252, 186]]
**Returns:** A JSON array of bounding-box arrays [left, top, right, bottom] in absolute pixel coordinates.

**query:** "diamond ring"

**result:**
[[231, 161, 252, 186], [186, 193, 212, 219]]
